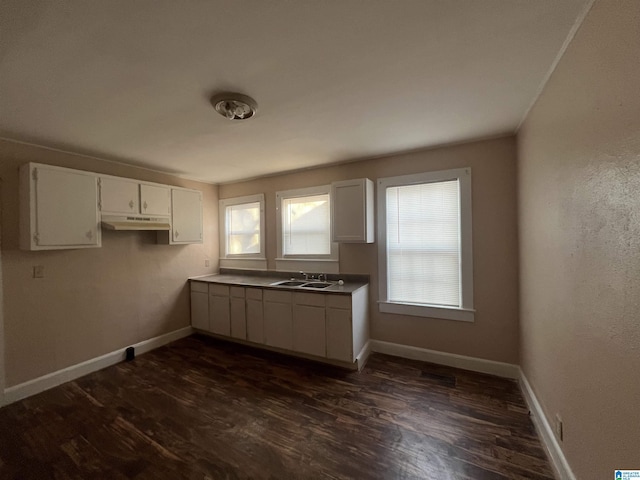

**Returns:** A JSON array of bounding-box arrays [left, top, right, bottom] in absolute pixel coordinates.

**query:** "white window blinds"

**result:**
[[386, 179, 461, 307], [282, 194, 331, 255], [226, 201, 261, 255]]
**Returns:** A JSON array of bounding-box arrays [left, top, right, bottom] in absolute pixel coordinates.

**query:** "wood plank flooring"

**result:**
[[0, 335, 554, 479]]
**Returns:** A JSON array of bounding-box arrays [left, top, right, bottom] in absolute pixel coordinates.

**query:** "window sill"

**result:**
[[220, 257, 267, 270], [275, 258, 339, 274], [378, 301, 475, 322]]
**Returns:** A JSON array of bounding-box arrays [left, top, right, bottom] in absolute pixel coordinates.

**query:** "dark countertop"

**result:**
[[189, 273, 368, 295]]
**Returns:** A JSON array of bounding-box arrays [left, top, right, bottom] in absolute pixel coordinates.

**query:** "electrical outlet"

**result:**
[[33, 265, 44, 278], [555, 414, 563, 441], [205, 259, 210, 267]]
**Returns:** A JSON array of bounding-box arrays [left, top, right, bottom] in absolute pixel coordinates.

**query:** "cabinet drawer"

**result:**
[[246, 288, 263, 300], [230, 286, 246, 298], [190, 281, 209, 294], [209, 284, 230, 296], [293, 292, 326, 307], [264, 289, 292, 303], [326, 294, 351, 310]]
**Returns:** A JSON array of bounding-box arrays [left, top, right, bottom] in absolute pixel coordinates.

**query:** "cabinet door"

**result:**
[[246, 299, 264, 344], [99, 177, 139, 214], [326, 307, 353, 362], [209, 295, 231, 336], [31, 165, 100, 248], [264, 301, 293, 350], [293, 304, 326, 357], [191, 291, 209, 330], [230, 296, 247, 340], [171, 189, 202, 244], [140, 184, 171, 216], [331, 178, 374, 243]]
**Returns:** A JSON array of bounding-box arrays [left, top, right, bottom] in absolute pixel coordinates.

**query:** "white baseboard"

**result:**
[[519, 372, 575, 480], [370, 340, 520, 379], [3, 326, 193, 406]]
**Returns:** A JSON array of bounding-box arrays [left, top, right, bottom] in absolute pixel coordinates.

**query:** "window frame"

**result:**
[[219, 194, 267, 270], [275, 185, 339, 273], [377, 168, 474, 322]]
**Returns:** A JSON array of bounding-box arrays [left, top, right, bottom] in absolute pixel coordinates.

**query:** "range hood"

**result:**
[[101, 215, 171, 231]]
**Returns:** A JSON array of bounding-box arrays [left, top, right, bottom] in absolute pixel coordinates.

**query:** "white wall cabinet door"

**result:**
[[209, 285, 231, 336], [20, 163, 101, 250], [293, 304, 326, 357], [264, 290, 293, 350], [140, 184, 171, 216], [326, 307, 353, 362], [331, 178, 374, 243], [191, 291, 209, 330], [171, 189, 202, 244], [230, 287, 246, 340], [246, 289, 264, 344], [99, 177, 139, 215]]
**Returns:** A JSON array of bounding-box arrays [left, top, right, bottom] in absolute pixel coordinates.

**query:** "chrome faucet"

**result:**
[[318, 273, 326, 282], [299, 271, 310, 281]]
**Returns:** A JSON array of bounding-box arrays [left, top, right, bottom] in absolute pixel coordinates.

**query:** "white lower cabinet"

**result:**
[[293, 293, 326, 357], [190, 282, 209, 331], [246, 288, 264, 344], [230, 287, 247, 340], [264, 290, 293, 350], [209, 284, 231, 336], [190, 280, 369, 367]]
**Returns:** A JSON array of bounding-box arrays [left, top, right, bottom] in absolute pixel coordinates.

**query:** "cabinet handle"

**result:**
[[174, 230, 179, 238], [86, 230, 93, 240], [143, 201, 148, 211], [129, 200, 135, 209]]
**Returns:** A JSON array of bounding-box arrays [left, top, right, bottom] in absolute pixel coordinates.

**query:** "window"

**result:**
[[219, 194, 266, 270], [378, 168, 474, 322], [276, 185, 339, 273]]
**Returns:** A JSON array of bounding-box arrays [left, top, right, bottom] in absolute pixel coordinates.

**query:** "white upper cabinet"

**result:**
[[99, 176, 139, 215], [140, 183, 171, 216], [20, 163, 101, 250], [331, 178, 374, 243], [170, 188, 203, 244]]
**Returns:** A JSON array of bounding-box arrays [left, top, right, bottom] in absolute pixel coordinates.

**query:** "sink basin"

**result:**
[[270, 280, 308, 287], [300, 282, 334, 289]]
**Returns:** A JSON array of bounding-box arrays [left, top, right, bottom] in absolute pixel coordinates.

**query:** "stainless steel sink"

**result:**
[[270, 280, 308, 287], [300, 282, 334, 289]]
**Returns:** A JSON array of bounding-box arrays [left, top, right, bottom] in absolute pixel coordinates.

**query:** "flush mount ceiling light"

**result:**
[[211, 92, 257, 121]]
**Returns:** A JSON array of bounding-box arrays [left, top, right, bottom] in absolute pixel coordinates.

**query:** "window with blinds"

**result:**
[[282, 194, 331, 256], [377, 167, 473, 322], [386, 180, 461, 307], [226, 201, 261, 255]]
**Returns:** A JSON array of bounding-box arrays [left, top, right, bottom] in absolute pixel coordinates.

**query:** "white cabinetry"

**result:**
[[230, 287, 247, 340], [209, 284, 231, 336], [331, 178, 374, 243], [326, 288, 369, 362], [190, 281, 209, 330], [20, 163, 101, 250], [170, 188, 203, 244], [293, 293, 326, 357], [264, 290, 293, 350], [246, 288, 264, 344], [99, 176, 139, 215], [140, 184, 171, 216], [99, 177, 171, 217]]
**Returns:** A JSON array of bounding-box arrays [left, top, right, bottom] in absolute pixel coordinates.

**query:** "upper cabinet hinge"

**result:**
[[33, 233, 40, 245]]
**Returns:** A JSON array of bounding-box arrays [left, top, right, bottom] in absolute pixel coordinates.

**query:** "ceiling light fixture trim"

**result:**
[[211, 92, 258, 121]]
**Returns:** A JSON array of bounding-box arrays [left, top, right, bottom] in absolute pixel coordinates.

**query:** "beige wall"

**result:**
[[0, 139, 218, 387], [220, 136, 520, 364], [518, 1, 640, 478]]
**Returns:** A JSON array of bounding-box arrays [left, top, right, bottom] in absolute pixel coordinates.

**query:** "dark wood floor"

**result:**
[[0, 335, 554, 479]]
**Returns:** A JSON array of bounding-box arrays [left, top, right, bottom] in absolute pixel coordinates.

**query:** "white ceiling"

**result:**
[[0, 0, 590, 184]]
